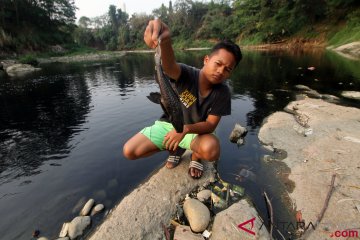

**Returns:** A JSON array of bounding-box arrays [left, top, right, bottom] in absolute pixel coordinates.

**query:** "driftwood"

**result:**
[[301, 174, 336, 239]]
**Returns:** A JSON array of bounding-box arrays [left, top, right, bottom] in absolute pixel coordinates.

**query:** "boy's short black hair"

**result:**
[[210, 40, 242, 67]]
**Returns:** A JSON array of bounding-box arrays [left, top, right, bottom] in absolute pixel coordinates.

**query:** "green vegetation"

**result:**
[[0, 0, 359, 56], [328, 9, 360, 47]]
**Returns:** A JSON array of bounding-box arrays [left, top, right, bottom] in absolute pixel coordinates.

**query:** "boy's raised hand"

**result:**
[[144, 19, 170, 49]]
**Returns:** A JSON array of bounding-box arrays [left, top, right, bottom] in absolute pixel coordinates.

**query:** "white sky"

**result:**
[[74, 0, 171, 20]]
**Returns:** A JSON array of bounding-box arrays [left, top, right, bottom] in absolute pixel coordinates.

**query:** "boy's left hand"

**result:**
[[163, 130, 185, 151]]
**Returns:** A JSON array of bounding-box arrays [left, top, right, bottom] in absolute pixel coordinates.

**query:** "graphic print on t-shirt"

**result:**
[[179, 89, 197, 108]]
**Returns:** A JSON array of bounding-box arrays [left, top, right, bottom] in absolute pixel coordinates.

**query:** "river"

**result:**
[[0, 49, 359, 239]]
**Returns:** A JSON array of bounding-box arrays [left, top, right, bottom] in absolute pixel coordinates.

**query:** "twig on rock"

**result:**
[[263, 191, 274, 237], [301, 174, 336, 239]]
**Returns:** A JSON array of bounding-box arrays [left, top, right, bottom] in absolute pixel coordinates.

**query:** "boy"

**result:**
[[123, 19, 242, 179]]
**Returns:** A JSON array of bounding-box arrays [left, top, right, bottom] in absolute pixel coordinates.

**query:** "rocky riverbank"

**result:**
[[88, 151, 270, 240], [259, 98, 360, 239]]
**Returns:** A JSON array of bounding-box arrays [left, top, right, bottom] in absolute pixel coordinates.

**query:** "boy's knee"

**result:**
[[123, 143, 137, 160], [201, 139, 220, 161]]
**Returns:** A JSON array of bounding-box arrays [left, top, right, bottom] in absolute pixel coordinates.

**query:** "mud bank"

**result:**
[[259, 98, 360, 239]]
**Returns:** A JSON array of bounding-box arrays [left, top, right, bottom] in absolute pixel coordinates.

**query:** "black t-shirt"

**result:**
[[160, 63, 231, 124]]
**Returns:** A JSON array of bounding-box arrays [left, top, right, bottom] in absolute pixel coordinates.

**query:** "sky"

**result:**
[[74, 0, 171, 21]]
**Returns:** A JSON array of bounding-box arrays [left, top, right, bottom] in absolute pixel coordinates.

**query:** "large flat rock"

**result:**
[[259, 98, 360, 239], [89, 151, 215, 240]]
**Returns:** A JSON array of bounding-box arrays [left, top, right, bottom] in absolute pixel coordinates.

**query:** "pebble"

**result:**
[[91, 204, 105, 216], [197, 190, 211, 202], [183, 199, 210, 232], [37, 237, 49, 240], [80, 199, 95, 216], [59, 222, 69, 237]]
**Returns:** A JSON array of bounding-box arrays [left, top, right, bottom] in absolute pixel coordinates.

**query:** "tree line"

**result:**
[[0, 0, 359, 53]]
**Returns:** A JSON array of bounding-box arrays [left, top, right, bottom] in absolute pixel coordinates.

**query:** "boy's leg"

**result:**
[[189, 134, 220, 178], [123, 132, 160, 160]]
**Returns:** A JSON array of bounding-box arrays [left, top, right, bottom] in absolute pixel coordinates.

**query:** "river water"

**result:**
[[0, 49, 359, 239]]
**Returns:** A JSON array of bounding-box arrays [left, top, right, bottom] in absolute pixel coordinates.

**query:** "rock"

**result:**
[[80, 198, 95, 216], [196, 190, 211, 202], [211, 200, 271, 240], [294, 84, 311, 91], [321, 94, 340, 103], [37, 237, 49, 240], [333, 41, 360, 59], [55, 238, 70, 240], [1, 60, 17, 69], [59, 222, 69, 237], [91, 204, 104, 216], [5, 63, 41, 77], [304, 89, 322, 98], [229, 123, 247, 143], [183, 199, 210, 232], [341, 91, 360, 100], [173, 225, 204, 240], [68, 216, 91, 239]]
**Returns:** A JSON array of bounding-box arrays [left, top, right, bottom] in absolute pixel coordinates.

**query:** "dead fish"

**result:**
[[152, 40, 184, 133]]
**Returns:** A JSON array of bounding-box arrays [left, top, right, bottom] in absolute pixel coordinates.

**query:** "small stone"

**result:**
[[197, 190, 211, 202], [294, 84, 311, 91], [183, 199, 210, 232], [91, 203, 105, 216], [55, 238, 70, 240], [80, 199, 95, 216], [37, 237, 49, 240], [59, 222, 69, 237]]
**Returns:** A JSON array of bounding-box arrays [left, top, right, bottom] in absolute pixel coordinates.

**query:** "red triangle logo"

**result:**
[[238, 217, 256, 235]]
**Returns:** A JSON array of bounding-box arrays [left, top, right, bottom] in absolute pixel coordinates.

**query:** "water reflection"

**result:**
[[0, 73, 91, 184]]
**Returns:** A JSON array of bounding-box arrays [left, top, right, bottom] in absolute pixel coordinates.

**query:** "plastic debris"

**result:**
[[202, 230, 212, 238]]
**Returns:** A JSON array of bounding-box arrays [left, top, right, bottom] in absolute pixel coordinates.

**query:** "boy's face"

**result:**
[[203, 49, 236, 84]]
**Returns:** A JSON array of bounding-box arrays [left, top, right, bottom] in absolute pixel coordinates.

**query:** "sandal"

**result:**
[[188, 160, 203, 179], [165, 147, 186, 169]]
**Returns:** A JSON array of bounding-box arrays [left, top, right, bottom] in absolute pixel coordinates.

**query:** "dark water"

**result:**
[[0, 50, 359, 240]]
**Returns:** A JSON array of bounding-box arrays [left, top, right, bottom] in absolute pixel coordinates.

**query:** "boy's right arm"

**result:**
[[144, 19, 181, 81]]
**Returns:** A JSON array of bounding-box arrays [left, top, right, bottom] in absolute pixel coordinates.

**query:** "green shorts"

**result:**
[[140, 120, 198, 150]]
